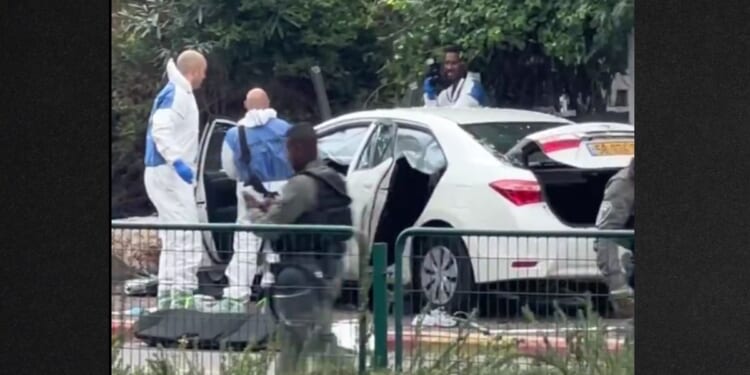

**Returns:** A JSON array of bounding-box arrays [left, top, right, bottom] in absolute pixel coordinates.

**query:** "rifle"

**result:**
[[237, 125, 279, 198]]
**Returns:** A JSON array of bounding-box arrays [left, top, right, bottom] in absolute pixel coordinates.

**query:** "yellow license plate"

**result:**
[[587, 141, 634, 156]]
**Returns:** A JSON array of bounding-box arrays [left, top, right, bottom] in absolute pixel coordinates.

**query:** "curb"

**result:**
[[387, 329, 626, 356], [112, 318, 135, 339]]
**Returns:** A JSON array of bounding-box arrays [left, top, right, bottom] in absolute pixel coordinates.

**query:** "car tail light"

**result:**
[[489, 180, 542, 206], [540, 135, 581, 153]]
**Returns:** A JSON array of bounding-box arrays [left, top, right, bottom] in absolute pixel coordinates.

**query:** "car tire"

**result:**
[[410, 236, 474, 314]]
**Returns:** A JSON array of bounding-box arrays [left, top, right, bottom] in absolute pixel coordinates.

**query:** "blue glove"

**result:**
[[423, 77, 437, 100], [173, 159, 194, 184]]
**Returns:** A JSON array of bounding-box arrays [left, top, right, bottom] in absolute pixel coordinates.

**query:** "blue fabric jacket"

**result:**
[[222, 117, 294, 183]]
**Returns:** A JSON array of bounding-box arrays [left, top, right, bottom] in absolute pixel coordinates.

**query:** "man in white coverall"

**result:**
[[423, 45, 487, 108], [209, 88, 294, 313], [143, 50, 208, 310]]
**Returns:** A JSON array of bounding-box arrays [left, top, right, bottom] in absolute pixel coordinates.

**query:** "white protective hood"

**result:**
[[238, 108, 278, 128], [165, 59, 193, 93]]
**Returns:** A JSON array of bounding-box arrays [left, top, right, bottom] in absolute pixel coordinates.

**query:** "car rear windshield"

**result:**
[[461, 122, 569, 155]]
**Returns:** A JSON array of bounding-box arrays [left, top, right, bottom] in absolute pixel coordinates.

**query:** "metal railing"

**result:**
[[391, 227, 636, 372], [112, 222, 635, 374], [111, 221, 375, 374]]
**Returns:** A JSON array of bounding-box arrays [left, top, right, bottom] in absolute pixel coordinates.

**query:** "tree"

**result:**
[[111, 0, 389, 216], [114, 0, 390, 118], [378, 0, 633, 110], [111, 0, 633, 216]]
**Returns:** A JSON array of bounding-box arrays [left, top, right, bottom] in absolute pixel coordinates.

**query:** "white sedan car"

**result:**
[[194, 108, 634, 311]]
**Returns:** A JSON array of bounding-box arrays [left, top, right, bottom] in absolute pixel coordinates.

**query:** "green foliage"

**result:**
[[111, 0, 633, 216], [111, 0, 389, 216], [379, 0, 633, 106], [114, 0, 387, 117]]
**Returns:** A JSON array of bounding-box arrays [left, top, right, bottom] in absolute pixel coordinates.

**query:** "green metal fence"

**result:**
[[391, 227, 636, 373], [112, 222, 635, 374], [111, 221, 381, 374]]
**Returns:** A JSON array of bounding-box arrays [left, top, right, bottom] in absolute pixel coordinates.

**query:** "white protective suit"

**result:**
[[143, 59, 205, 298], [221, 109, 288, 301], [424, 73, 487, 108]]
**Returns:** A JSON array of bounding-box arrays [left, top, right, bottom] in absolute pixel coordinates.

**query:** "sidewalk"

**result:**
[[112, 314, 628, 357], [391, 326, 628, 356], [112, 317, 134, 338]]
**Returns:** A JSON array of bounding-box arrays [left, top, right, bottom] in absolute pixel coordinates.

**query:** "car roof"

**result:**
[[576, 121, 634, 127], [327, 107, 574, 127], [402, 107, 574, 125]]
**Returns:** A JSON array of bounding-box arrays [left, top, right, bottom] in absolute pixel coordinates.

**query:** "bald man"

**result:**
[[208, 87, 294, 313], [143, 50, 208, 310]]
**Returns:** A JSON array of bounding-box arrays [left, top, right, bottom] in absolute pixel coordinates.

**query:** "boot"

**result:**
[[612, 297, 634, 318], [610, 288, 635, 319]]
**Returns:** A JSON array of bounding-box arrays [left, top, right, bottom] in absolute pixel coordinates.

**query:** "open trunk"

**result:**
[[504, 122, 634, 227], [533, 167, 619, 226]]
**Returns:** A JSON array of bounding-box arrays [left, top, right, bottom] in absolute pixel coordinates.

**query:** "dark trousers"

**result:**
[[273, 261, 343, 374]]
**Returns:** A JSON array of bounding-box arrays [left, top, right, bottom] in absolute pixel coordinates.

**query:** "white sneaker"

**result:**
[[411, 308, 458, 328]]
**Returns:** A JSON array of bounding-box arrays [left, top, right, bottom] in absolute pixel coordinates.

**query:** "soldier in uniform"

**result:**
[[594, 157, 635, 318], [243, 124, 353, 374]]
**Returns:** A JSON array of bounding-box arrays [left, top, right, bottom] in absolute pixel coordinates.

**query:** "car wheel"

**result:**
[[411, 237, 474, 313]]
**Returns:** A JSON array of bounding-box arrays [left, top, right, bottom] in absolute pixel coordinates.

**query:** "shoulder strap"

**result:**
[[448, 78, 466, 103], [238, 125, 251, 166], [237, 125, 275, 197]]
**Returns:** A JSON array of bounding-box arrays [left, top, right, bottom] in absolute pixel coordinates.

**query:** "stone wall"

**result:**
[[111, 216, 161, 276]]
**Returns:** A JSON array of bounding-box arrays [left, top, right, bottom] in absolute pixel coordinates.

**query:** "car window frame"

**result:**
[[316, 121, 372, 166], [391, 120, 449, 171], [202, 119, 237, 174], [349, 118, 449, 172], [353, 119, 398, 171]]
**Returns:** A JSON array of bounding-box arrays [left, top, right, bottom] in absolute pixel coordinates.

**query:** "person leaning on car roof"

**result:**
[[422, 45, 488, 108], [594, 157, 635, 319]]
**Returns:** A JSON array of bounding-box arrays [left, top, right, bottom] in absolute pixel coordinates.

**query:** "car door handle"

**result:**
[[363, 184, 373, 189]]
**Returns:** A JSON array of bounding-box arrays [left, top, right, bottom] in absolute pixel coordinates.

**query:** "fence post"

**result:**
[[393, 235, 406, 372], [358, 233, 370, 375], [372, 243, 388, 370]]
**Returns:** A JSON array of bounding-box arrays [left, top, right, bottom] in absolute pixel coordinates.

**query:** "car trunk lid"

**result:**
[[517, 122, 634, 169], [505, 123, 634, 227]]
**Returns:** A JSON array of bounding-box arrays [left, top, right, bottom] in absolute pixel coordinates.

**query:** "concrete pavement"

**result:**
[[112, 294, 632, 373]]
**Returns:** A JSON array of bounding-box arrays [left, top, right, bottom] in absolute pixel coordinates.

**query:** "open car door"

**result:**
[[196, 118, 239, 265], [345, 119, 398, 249]]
